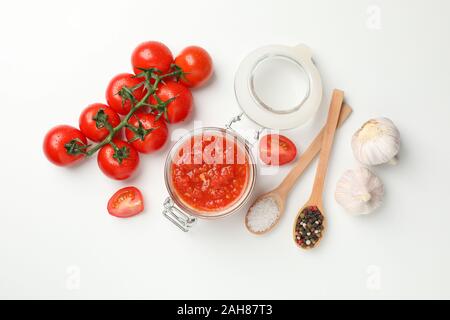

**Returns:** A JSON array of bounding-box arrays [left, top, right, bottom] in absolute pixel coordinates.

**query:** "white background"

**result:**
[[1, 0, 449, 299]]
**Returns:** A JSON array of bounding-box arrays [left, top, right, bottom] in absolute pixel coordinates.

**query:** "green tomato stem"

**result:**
[[84, 70, 169, 157]]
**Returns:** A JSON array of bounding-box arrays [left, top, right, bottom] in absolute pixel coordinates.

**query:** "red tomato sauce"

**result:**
[[171, 134, 249, 212]]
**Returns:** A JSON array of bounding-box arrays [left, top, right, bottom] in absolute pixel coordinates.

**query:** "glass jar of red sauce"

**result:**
[[163, 127, 257, 231]]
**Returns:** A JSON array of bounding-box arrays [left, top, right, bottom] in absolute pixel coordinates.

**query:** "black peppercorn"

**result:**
[[294, 206, 324, 248]]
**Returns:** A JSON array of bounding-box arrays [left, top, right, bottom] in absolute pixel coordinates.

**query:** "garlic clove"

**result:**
[[335, 167, 384, 215], [352, 117, 400, 166]]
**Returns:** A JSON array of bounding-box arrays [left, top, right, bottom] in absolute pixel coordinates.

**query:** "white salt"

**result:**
[[247, 197, 280, 233]]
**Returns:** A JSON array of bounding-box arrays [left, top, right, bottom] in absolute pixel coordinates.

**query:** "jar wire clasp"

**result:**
[[225, 112, 264, 148], [162, 197, 197, 232]]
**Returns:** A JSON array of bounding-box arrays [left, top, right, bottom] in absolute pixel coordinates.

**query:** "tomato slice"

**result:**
[[259, 134, 297, 166], [107, 186, 144, 218]]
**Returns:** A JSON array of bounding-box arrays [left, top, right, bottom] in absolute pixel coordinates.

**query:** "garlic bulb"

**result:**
[[352, 117, 400, 166], [335, 167, 384, 215]]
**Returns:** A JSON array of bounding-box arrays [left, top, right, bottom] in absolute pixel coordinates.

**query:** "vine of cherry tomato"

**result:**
[[149, 81, 193, 123], [43, 125, 88, 166], [97, 139, 140, 180], [174, 46, 213, 88], [79, 103, 121, 142], [43, 40, 213, 217], [131, 41, 173, 75], [106, 73, 145, 115], [125, 111, 169, 154]]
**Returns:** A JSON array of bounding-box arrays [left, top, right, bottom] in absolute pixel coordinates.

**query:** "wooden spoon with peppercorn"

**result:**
[[293, 89, 344, 249]]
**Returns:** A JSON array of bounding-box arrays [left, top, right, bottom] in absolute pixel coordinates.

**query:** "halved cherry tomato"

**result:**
[[107, 186, 144, 218], [43, 125, 88, 166], [79, 103, 121, 142], [97, 140, 140, 180], [174, 46, 213, 88], [106, 73, 145, 115], [150, 81, 193, 123], [125, 111, 168, 154], [131, 41, 173, 75], [259, 134, 297, 166]]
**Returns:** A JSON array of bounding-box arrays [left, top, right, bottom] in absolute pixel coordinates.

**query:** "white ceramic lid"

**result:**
[[234, 44, 323, 130]]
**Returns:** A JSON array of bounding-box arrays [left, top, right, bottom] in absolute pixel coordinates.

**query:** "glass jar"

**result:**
[[163, 127, 257, 231]]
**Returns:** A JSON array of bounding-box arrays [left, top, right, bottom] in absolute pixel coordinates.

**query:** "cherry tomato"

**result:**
[[150, 81, 193, 123], [131, 41, 173, 75], [79, 103, 121, 142], [174, 46, 213, 88], [43, 125, 88, 166], [259, 134, 297, 166], [125, 111, 168, 154], [107, 186, 144, 218], [106, 73, 145, 115], [97, 140, 140, 180]]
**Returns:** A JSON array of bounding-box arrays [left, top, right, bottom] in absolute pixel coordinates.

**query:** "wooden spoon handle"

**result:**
[[309, 89, 344, 203], [276, 103, 352, 196]]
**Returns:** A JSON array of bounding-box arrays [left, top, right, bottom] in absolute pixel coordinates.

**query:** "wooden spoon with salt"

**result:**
[[245, 92, 351, 235]]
